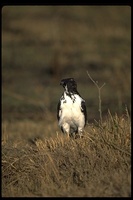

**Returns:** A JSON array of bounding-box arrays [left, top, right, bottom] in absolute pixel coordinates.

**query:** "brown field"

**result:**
[[2, 6, 131, 197]]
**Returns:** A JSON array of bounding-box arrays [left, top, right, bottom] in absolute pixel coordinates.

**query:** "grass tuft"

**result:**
[[2, 111, 131, 197]]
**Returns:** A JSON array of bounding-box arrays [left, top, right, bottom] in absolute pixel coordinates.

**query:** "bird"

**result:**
[[57, 78, 87, 138]]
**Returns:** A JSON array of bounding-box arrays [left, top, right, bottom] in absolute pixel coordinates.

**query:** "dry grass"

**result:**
[[2, 110, 131, 197]]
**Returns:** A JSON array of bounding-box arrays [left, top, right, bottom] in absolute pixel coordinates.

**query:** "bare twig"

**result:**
[[87, 71, 106, 124]]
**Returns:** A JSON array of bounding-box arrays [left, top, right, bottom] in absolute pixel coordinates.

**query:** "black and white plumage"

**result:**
[[57, 78, 87, 137]]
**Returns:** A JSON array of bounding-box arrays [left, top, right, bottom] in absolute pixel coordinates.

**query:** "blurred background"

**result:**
[[2, 6, 131, 124]]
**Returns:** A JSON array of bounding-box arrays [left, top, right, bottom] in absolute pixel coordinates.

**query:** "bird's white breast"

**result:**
[[59, 93, 85, 126]]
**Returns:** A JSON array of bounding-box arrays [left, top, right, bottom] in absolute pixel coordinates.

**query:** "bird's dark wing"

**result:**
[[57, 100, 61, 121], [81, 100, 87, 125]]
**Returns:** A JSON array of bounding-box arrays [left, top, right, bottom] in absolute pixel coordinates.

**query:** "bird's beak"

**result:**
[[60, 80, 64, 86]]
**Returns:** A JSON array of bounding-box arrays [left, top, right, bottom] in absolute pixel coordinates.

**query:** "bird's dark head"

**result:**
[[60, 78, 77, 93]]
